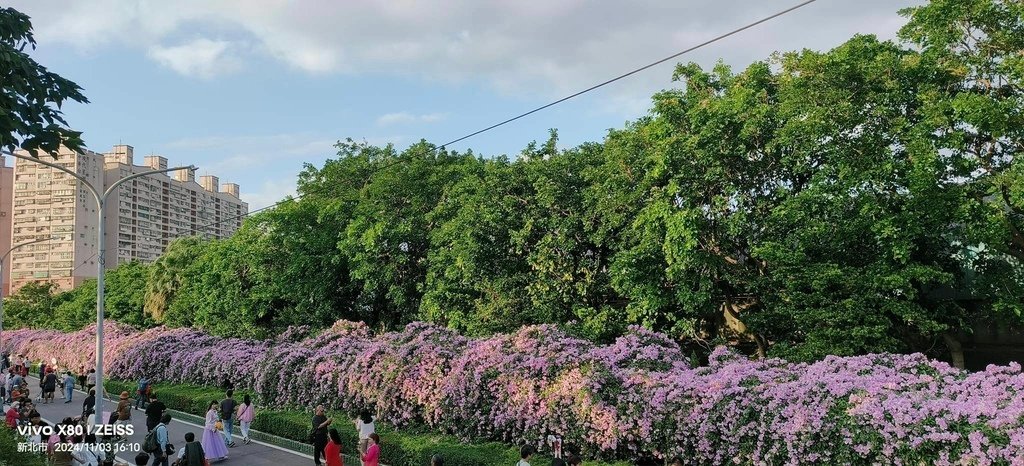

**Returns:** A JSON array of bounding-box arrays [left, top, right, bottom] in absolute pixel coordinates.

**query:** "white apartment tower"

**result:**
[[6, 144, 247, 293]]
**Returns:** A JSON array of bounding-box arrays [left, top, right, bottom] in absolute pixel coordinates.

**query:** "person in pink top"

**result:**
[[236, 394, 256, 444], [361, 433, 380, 466]]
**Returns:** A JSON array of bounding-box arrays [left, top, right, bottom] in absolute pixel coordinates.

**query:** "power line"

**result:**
[[440, 0, 819, 148], [194, 0, 819, 232]]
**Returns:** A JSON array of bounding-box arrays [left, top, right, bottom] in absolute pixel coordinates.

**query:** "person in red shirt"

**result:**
[[325, 428, 344, 466], [362, 433, 380, 466], [5, 402, 20, 427]]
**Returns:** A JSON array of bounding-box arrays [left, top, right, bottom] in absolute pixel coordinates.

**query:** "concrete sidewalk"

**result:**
[[19, 376, 320, 466]]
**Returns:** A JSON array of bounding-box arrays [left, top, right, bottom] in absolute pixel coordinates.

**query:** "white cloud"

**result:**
[[376, 112, 447, 126], [147, 38, 242, 79], [8, 0, 925, 107], [242, 177, 297, 211]]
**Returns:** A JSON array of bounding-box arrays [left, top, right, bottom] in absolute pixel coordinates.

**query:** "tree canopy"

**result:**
[[0, 7, 87, 156], [4, 0, 1022, 365]]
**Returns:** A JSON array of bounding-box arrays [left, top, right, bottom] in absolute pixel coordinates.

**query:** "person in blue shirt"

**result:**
[[152, 413, 172, 466], [136, 376, 150, 410], [62, 371, 75, 403]]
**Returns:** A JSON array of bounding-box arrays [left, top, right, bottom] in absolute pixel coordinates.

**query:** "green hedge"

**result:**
[[104, 379, 630, 466], [0, 425, 47, 466]]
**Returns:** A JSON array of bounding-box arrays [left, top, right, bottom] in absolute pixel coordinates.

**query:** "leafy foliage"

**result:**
[[4, 0, 1024, 364], [0, 7, 87, 156]]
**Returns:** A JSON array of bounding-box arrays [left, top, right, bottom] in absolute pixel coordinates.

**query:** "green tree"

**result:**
[[423, 131, 623, 339], [898, 0, 1024, 305], [145, 237, 207, 325], [593, 34, 980, 361], [0, 7, 87, 156], [337, 140, 476, 329], [2, 281, 60, 329]]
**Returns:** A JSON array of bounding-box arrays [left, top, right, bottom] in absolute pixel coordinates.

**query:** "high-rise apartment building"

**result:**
[[0, 156, 13, 296], [5, 144, 247, 293]]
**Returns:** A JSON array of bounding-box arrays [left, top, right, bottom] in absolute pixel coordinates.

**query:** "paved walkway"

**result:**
[[19, 376, 318, 466]]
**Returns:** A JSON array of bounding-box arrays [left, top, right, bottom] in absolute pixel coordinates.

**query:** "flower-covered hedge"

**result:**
[[5, 321, 1024, 465]]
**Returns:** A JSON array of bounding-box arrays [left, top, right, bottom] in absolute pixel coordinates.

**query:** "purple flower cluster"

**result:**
[[5, 322, 1024, 464]]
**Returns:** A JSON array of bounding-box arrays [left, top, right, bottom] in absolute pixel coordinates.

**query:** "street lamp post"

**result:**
[[0, 236, 57, 367], [2, 149, 194, 423]]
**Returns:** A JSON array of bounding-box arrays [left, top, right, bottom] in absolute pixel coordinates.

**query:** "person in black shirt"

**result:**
[[82, 390, 95, 419], [311, 405, 331, 466], [145, 393, 166, 432], [219, 389, 238, 448]]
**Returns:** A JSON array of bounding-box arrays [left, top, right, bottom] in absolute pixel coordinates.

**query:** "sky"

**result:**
[[6, 0, 921, 210]]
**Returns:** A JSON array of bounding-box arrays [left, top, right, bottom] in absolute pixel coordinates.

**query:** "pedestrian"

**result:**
[[42, 367, 58, 404], [81, 433, 106, 466], [145, 393, 166, 432], [219, 389, 237, 447], [516, 445, 535, 466], [85, 369, 96, 393], [5, 401, 18, 428], [50, 432, 74, 466], [77, 366, 87, 391], [70, 435, 89, 466], [236, 393, 255, 444], [311, 405, 331, 466], [325, 428, 344, 466], [202, 400, 229, 461], [62, 371, 75, 403], [361, 433, 380, 466], [82, 389, 96, 419], [152, 413, 171, 466], [116, 391, 132, 441], [134, 452, 150, 466], [135, 376, 150, 410], [354, 409, 376, 460], [176, 432, 206, 466], [0, 369, 7, 403]]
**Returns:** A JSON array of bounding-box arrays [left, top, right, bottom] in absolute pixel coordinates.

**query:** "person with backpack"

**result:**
[[136, 376, 150, 410], [145, 393, 167, 432], [145, 413, 172, 466], [175, 432, 205, 466]]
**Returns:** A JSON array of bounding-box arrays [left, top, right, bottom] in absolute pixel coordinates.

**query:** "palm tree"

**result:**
[[144, 237, 203, 321]]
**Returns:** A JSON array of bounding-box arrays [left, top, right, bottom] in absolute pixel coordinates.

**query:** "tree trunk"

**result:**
[[722, 297, 767, 358], [943, 333, 966, 370]]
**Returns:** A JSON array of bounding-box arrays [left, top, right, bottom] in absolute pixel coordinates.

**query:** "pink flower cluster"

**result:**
[[5, 322, 1024, 464]]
